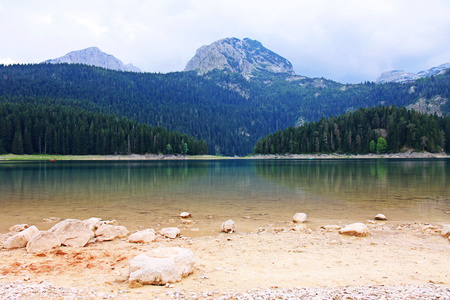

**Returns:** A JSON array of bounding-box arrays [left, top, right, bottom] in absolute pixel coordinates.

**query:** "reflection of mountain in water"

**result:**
[[0, 161, 208, 202], [253, 159, 449, 202]]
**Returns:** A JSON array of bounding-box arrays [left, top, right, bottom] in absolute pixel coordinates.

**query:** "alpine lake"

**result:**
[[0, 158, 449, 237]]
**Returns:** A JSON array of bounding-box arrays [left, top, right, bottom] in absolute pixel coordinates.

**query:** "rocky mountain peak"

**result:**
[[42, 47, 141, 72], [376, 63, 450, 84], [184, 37, 295, 78]]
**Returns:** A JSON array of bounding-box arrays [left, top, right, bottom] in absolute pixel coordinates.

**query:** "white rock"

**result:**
[[441, 225, 450, 238], [160, 227, 181, 239], [129, 247, 196, 285], [374, 214, 387, 220], [3, 226, 40, 249], [26, 231, 60, 253], [128, 229, 157, 243], [338, 223, 370, 237], [49, 219, 94, 247], [180, 212, 192, 219], [83, 217, 102, 231], [320, 225, 342, 231], [293, 213, 307, 223], [9, 224, 29, 232], [221, 219, 236, 233], [95, 224, 129, 241]]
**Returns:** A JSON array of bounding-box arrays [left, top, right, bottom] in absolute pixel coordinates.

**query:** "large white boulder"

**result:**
[[129, 247, 196, 285], [160, 227, 181, 239], [293, 213, 307, 223], [3, 225, 40, 249], [95, 224, 129, 241], [221, 219, 236, 233], [26, 231, 61, 253], [49, 219, 94, 247], [338, 223, 370, 237], [128, 229, 157, 243]]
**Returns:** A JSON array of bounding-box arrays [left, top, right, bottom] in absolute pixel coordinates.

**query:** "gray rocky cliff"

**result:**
[[184, 38, 295, 78], [42, 47, 141, 72]]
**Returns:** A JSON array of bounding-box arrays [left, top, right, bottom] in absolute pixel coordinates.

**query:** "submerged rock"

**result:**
[[338, 223, 370, 237], [221, 219, 236, 233], [129, 247, 196, 285], [293, 213, 307, 223]]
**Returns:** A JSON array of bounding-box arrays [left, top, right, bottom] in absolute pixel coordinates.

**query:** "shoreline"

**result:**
[[1, 219, 449, 299], [0, 151, 448, 161]]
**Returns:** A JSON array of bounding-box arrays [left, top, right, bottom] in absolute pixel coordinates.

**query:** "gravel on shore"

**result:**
[[1, 281, 449, 299]]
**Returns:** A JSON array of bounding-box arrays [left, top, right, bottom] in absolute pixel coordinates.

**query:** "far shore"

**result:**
[[0, 151, 448, 161]]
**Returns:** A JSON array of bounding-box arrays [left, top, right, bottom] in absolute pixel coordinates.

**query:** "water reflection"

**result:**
[[253, 159, 449, 202]]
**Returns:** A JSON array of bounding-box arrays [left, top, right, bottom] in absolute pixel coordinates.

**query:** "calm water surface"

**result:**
[[0, 159, 448, 236]]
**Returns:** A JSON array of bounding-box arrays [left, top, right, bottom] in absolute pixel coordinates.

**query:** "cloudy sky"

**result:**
[[1, 0, 449, 83]]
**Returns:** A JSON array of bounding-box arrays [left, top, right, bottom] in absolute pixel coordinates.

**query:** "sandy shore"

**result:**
[[1, 220, 449, 299]]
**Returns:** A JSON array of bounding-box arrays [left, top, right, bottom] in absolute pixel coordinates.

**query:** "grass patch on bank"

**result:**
[[0, 154, 232, 161]]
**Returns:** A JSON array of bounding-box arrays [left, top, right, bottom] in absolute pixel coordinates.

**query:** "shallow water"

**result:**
[[0, 159, 448, 236]]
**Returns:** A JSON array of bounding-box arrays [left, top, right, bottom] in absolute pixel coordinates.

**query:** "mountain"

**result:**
[[184, 37, 295, 79], [42, 47, 141, 72], [376, 63, 450, 83]]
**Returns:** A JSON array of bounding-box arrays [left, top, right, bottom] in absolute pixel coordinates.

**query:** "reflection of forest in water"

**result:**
[[253, 159, 450, 203], [0, 161, 208, 205]]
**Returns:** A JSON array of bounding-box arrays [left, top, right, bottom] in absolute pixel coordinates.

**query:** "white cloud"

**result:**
[[0, 0, 449, 82]]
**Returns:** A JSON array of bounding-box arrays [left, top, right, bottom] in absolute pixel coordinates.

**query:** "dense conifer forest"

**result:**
[[0, 64, 449, 155], [0, 101, 207, 155], [253, 106, 450, 155]]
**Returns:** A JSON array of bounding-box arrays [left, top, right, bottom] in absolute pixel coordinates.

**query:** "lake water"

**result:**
[[0, 159, 449, 236]]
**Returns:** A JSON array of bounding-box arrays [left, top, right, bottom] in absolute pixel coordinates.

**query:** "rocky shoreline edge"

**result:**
[[1, 215, 449, 299]]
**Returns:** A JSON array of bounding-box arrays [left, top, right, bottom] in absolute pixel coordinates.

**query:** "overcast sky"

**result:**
[[1, 0, 449, 83]]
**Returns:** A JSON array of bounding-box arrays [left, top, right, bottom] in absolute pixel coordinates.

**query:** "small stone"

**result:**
[[374, 214, 387, 220], [83, 217, 102, 231], [95, 224, 129, 241], [180, 212, 192, 218], [160, 227, 181, 239], [221, 220, 236, 233], [9, 224, 29, 232], [293, 213, 307, 223], [440, 225, 450, 238], [128, 229, 156, 243], [338, 223, 370, 237], [320, 225, 342, 231]]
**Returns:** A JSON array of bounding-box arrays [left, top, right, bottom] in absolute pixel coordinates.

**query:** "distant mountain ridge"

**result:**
[[42, 47, 141, 72], [184, 37, 295, 79], [376, 63, 450, 83]]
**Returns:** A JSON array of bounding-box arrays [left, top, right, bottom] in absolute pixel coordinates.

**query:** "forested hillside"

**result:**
[[253, 106, 450, 155], [0, 64, 449, 155], [0, 101, 207, 155]]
